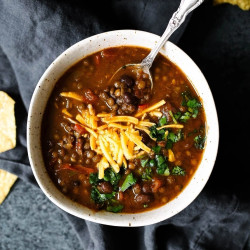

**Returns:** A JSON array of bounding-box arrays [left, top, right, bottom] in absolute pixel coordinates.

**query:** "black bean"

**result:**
[[73, 180, 81, 187], [133, 184, 141, 195], [135, 194, 151, 204], [120, 75, 135, 87], [97, 182, 113, 194], [142, 183, 152, 194], [116, 97, 123, 105], [123, 92, 138, 105], [86, 150, 95, 158], [140, 131, 150, 144]]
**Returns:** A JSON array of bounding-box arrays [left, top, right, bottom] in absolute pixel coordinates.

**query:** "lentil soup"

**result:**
[[42, 46, 206, 213]]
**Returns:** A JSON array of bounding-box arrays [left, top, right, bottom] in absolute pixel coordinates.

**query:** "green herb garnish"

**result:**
[[103, 168, 121, 188], [150, 125, 166, 141], [149, 159, 156, 167], [155, 155, 169, 175], [169, 110, 177, 124], [180, 92, 202, 121], [194, 135, 206, 149], [187, 99, 202, 118], [90, 187, 116, 204], [142, 167, 153, 181], [166, 130, 183, 149], [174, 111, 182, 121], [152, 145, 161, 154], [180, 112, 191, 123], [120, 173, 137, 192], [141, 158, 149, 167], [159, 116, 167, 126], [172, 166, 186, 176], [89, 173, 99, 185]]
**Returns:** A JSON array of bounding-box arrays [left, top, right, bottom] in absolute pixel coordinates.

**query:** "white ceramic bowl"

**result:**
[[27, 30, 219, 227]]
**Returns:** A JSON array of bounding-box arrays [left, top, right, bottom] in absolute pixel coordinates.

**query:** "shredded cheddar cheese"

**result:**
[[60, 97, 184, 179]]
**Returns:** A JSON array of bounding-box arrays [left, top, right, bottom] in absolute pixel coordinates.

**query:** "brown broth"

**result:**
[[42, 46, 206, 213]]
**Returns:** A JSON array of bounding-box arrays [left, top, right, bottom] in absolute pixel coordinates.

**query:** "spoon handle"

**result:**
[[141, 0, 204, 68]]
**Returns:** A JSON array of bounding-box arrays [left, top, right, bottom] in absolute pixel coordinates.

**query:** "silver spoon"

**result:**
[[109, 0, 204, 88]]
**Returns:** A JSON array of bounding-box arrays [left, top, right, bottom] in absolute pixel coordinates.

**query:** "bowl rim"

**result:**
[[27, 29, 219, 227]]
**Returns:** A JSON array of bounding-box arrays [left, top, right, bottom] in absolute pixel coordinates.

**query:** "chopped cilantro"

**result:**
[[89, 173, 99, 185], [172, 166, 186, 176], [150, 125, 166, 141], [168, 132, 177, 142], [164, 167, 170, 176], [194, 135, 206, 149], [166, 139, 173, 149], [169, 110, 177, 124], [106, 204, 124, 213], [152, 145, 161, 154], [149, 159, 156, 167], [174, 111, 181, 121], [166, 130, 183, 149], [120, 173, 137, 192], [192, 108, 199, 118], [187, 98, 202, 109], [181, 92, 202, 120], [180, 112, 191, 123], [155, 155, 165, 165], [141, 158, 149, 167], [143, 204, 149, 208], [104, 168, 121, 189], [159, 116, 167, 126], [156, 162, 168, 175], [155, 155, 168, 175], [90, 187, 116, 204], [142, 167, 153, 181]]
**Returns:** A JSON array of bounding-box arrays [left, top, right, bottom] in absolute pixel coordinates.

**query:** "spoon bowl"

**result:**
[[109, 0, 204, 89], [108, 63, 153, 89]]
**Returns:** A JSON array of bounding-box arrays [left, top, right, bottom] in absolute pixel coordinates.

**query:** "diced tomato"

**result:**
[[94, 54, 100, 65], [59, 164, 96, 174], [83, 89, 98, 104], [73, 124, 86, 135], [138, 104, 149, 113]]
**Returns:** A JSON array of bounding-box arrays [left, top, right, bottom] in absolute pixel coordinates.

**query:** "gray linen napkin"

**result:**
[[1, 0, 250, 249]]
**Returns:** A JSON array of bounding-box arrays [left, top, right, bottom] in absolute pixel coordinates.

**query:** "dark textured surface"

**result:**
[[0, 180, 81, 250], [0, 0, 250, 249]]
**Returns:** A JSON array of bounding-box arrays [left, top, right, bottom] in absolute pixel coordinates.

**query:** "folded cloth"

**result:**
[[1, 0, 250, 249]]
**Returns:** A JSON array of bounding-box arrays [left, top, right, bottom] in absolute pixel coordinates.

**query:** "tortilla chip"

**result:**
[[0, 91, 16, 153], [213, 0, 250, 10], [0, 169, 17, 204]]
